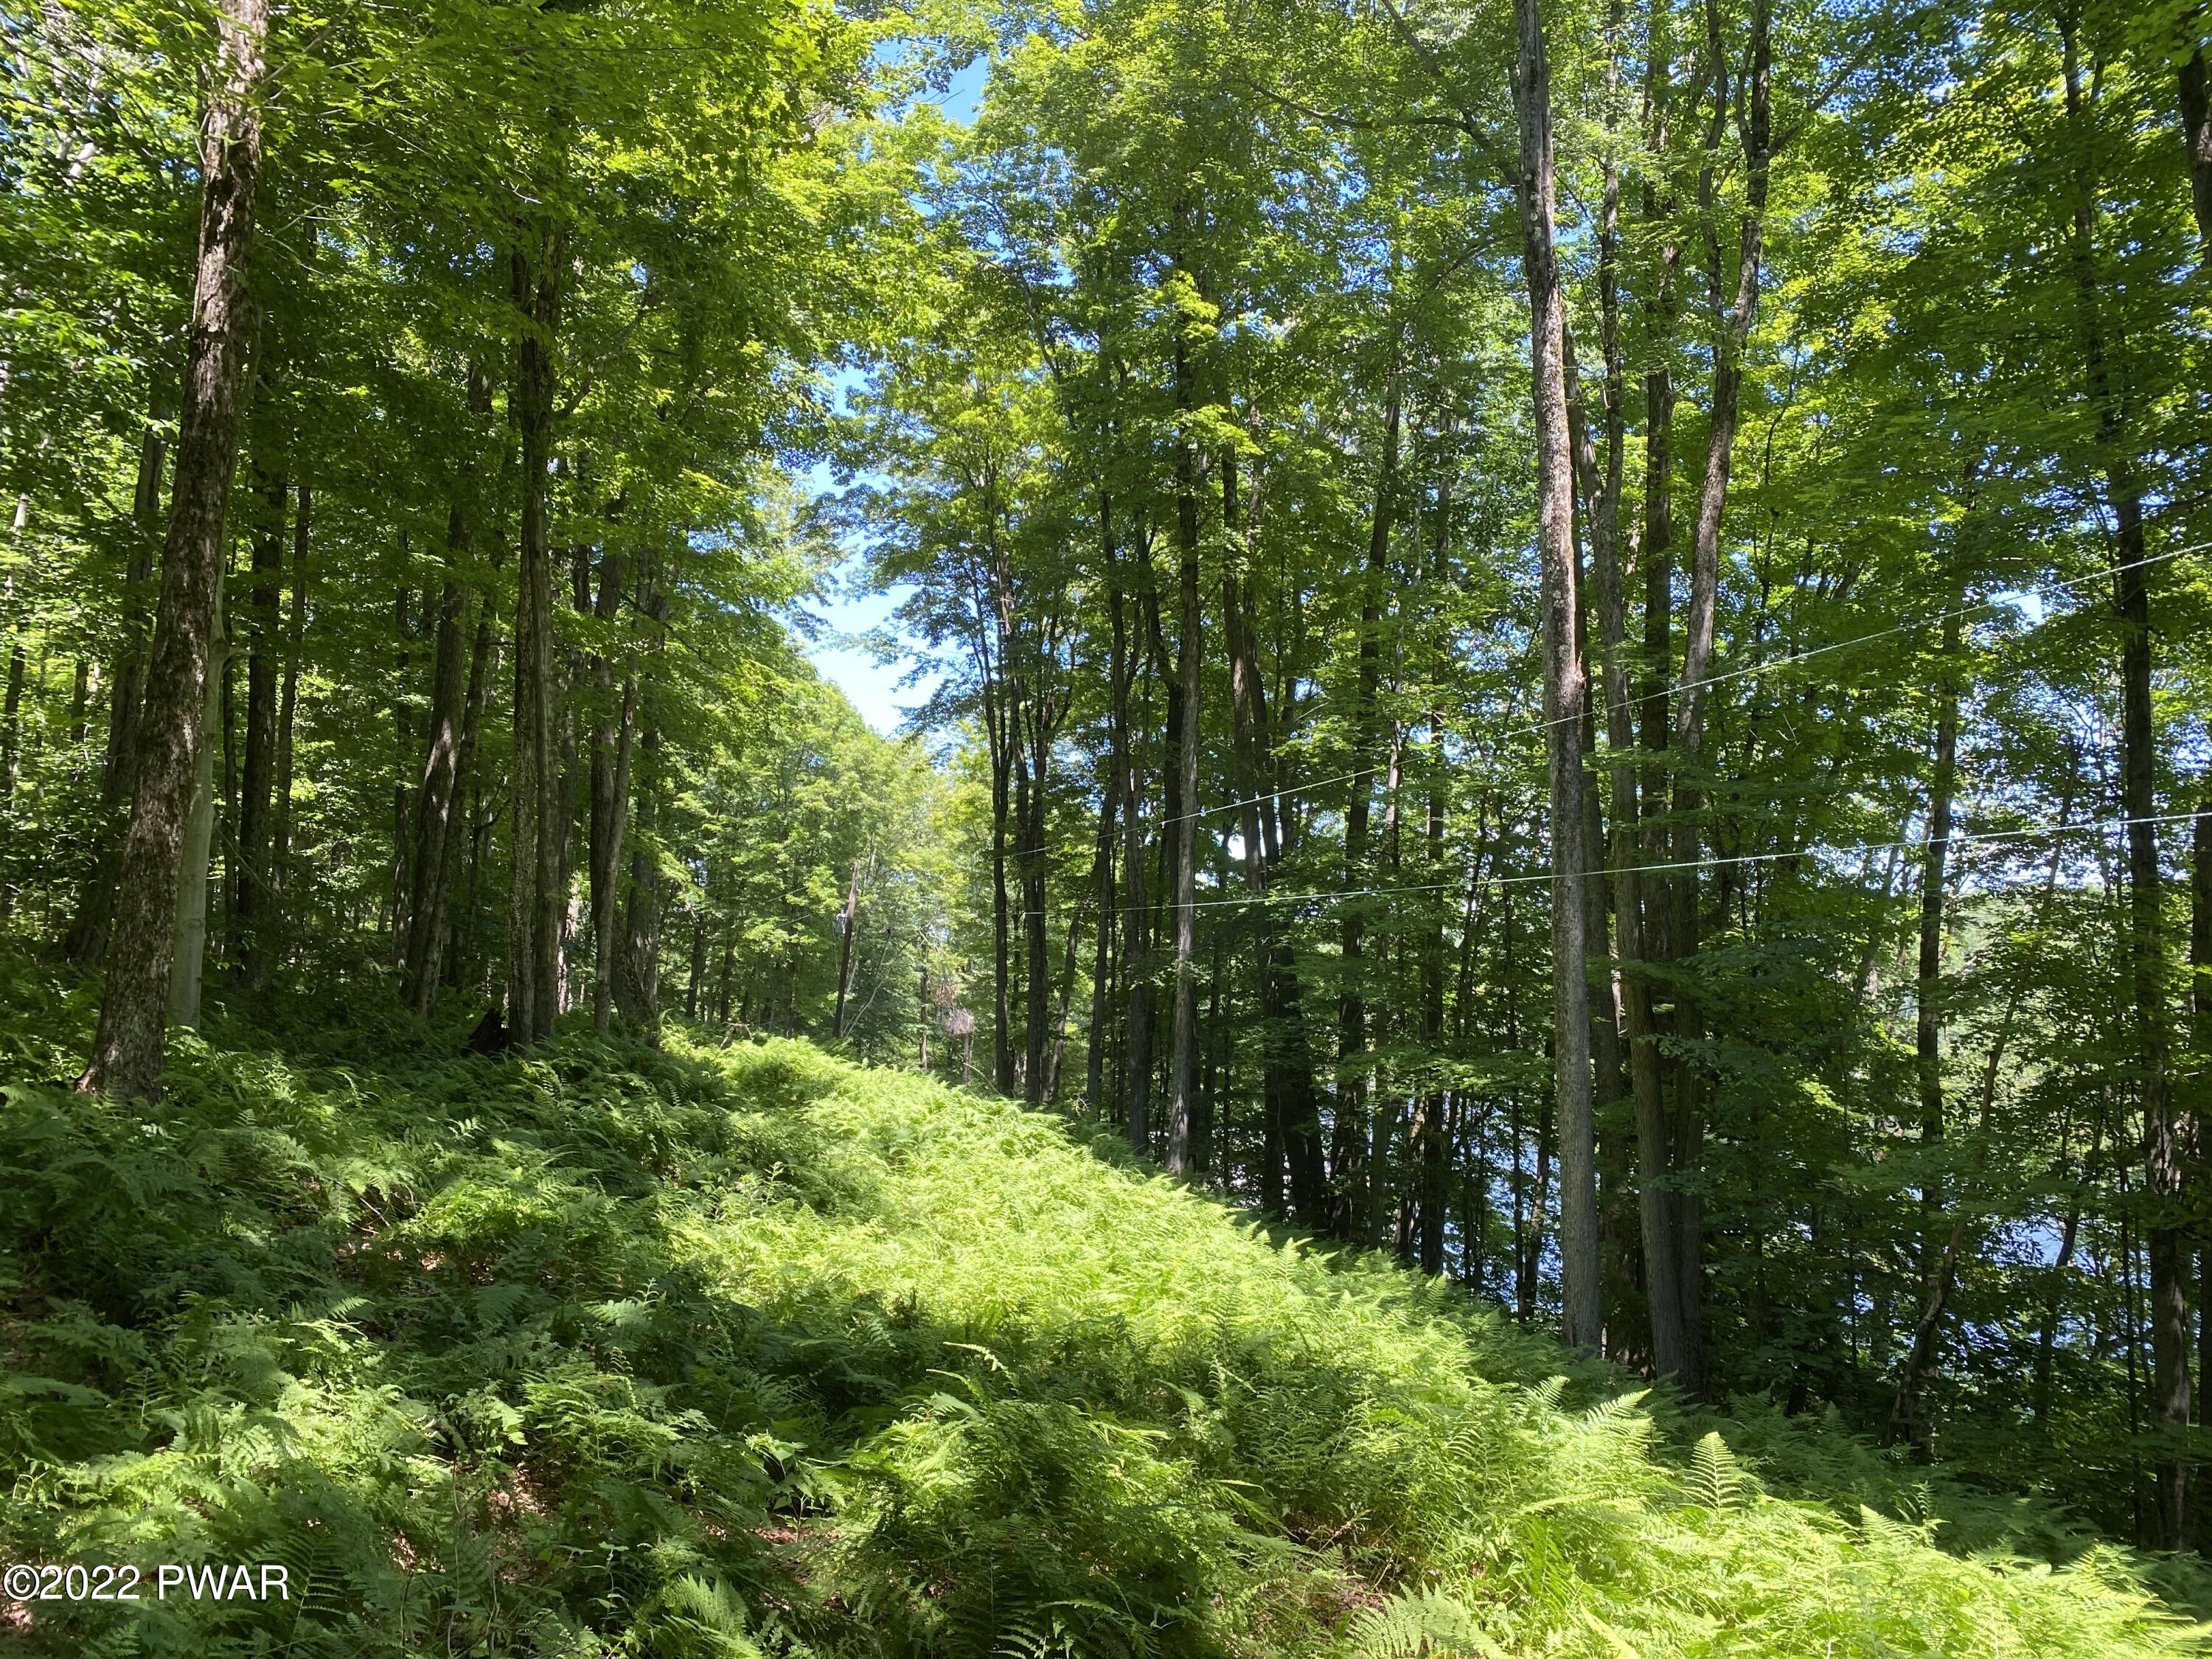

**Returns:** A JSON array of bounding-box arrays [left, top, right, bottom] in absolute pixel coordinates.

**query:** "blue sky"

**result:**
[[801, 553, 931, 735], [796, 57, 987, 735]]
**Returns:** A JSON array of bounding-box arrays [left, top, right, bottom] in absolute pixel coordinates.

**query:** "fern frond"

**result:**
[[1342, 1586, 1508, 1659], [1687, 1430, 1751, 1512]]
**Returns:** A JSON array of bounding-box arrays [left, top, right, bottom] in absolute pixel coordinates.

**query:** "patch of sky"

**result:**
[[791, 365, 943, 736], [791, 52, 987, 734], [801, 553, 939, 737]]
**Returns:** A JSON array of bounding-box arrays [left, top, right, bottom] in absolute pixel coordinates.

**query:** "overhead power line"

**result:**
[[967, 534, 2210, 882], [1160, 535, 2212, 842], [1034, 808, 2206, 921]]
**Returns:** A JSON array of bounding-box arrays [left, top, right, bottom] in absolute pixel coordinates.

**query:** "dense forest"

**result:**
[[4, 0, 2212, 1646]]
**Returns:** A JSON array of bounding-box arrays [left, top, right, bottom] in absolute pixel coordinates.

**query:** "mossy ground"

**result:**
[[0, 962, 2203, 1655]]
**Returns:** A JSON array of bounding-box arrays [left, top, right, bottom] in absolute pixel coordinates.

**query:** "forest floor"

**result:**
[[0, 956, 2206, 1656]]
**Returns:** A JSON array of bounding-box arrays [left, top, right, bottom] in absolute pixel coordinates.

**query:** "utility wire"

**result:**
[[968, 535, 2211, 881], [1161, 536, 2211, 841], [1030, 809, 2206, 920]]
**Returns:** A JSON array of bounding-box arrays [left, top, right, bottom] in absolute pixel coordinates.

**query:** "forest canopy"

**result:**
[[2, 0, 2212, 1638]]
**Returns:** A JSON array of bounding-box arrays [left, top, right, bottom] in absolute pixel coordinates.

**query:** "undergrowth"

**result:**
[[0, 953, 2202, 1655]]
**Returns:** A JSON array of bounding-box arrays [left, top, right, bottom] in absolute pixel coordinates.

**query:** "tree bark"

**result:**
[[1416, 720, 1447, 1276], [1166, 369, 1205, 1178], [1893, 593, 1964, 1440], [170, 588, 229, 1028], [402, 366, 491, 1015], [1336, 359, 1399, 1234], [443, 562, 496, 996], [1087, 677, 1117, 1112], [78, 0, 267, 1101], [66, 409, 167, 964], [833, 858, 861, 1039], [1566, 316, 1635, 1352], [389, 555, 417, 964], [1047, 900, 1082, 1103], [987, 672, 1017, 1093], [2180, 35, 2212, 261], [507, 232, 565, 1045], [1016, 649, 1063, 1105], [270, 482, 307, 931], [686, 901, 706, 1022], [2065, 18, 2186, 1550], [1223, 453, 1321, 1220], [587, 532, 639, 1034], [612, 585, 669, 1029], [1652, 0, 1772, 1398], [552, 554, 583, 1015], [613, 717, 664, 1027], [0, 561, 24, 821], [403, 563, 470, 1015], [233, 469, 284, 989], [1111, 543, 1151, 1152], [1515, 0, 1599, 1352], [1617, 0, 1691, 1381], [2193, 775, 2211, 1478]]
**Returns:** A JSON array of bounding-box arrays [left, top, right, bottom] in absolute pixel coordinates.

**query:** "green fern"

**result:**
[[0, 980, 2199, 1658], [1686, 1430, 1752, 1513], [1342, 1587, 1508, 1658]]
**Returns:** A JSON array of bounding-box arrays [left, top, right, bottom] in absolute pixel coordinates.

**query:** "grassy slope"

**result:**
[[0, 971, 2202, 1657]]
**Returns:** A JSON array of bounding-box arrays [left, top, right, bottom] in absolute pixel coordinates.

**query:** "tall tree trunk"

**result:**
[[1589, 319, 1685, 1372], [1567, 321, 1635, 1351], [552, 549, 585, 1014], [1416, 720, 1447, 1276], [1047, 900, 1082, 1104], [507, 232, 565, 1045], [0, 557, 24, 818], [220, 608, 237, 960], [1584, 23, 1635, 1317], [614, 719, 664, 1027], [1625, 0, 1689, 1380], [2065, 19, 2186, 1550], [1166, 377, 1205, 1177], [987, 675, 1017, 1093], [389, 553, 416, 964], [1146, 585, 1179, 1123], [2124, 419, 2188, 1551], [588, 536, 639, 1034], [2192, 775, 2211, 1489], [686, 901, 706, 1021], [1223, 453, 1321, 1220], [169, 588, 229, 1027], [612, 585, 669, 1029], [1335, 358, 1400, 1234], [270, 482, 307, 936], [233, 469, 284, 989], [66, 409, 169, 963], [1019, 695, 1056, 1105], [1111, 552, 1151, 1152], [1224, 521, 1286, 1212], [78, 0, 268, 1101], [1652, 0, 1772, 1397], [1088, 695, 1117, 1111], [441, 587, 494, 995], [2180, 33, 2212, 260], [403, 563, 469, 1015], [1890, 598, 1964, 1444], [833, 858, 861, 1039], [402, 366, 490, 1015], [1516, 0, 1599, 1352]]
